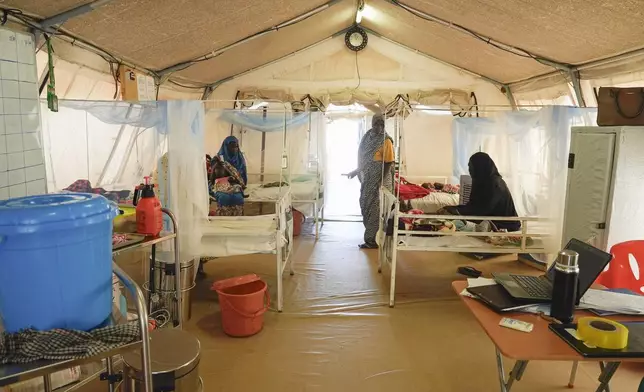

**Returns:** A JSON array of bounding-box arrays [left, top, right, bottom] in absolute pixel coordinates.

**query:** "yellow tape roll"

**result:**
[[577, 317, 629, 350]]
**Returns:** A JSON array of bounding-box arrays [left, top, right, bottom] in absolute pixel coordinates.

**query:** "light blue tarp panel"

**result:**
[[218, 110, 309, 132], [59, 100, 165, 130]]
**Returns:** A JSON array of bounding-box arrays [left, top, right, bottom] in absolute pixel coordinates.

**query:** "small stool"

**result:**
[[122, 328, 202, 391]]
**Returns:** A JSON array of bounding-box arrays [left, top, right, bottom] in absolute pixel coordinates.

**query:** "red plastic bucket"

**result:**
[[211, 275, 269, 337], [293, 209, 305, 236]]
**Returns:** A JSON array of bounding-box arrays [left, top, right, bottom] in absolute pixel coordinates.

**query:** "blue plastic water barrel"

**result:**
[[0, 193, 118, 332]]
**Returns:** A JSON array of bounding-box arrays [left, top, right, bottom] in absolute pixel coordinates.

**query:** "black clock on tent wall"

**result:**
[[345, 26, 368, 52]]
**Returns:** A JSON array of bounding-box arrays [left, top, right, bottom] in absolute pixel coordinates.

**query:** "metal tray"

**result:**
[[112, 233, 146, 251]]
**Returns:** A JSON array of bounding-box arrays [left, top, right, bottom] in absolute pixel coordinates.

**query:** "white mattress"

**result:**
[[397, 234, 544, 251], [201, 236, 277, 257], [246, 180, 318, 201], [202, 215, 277, 235], [200, 215, 278, 257], [409, 192, 460, 213]]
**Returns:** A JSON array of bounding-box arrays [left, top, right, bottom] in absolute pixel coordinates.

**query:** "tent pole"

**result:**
[[385, 0, 569, 71], [157, 0, 343, 76], [569, 70, 586, 107], [230, 91, 240, 137], [40, 0, 114, 29], [512, 45, 644, 89], [200, 86, 213, 100], [502, 85, 518, 110], [32, 0, 115, 47]]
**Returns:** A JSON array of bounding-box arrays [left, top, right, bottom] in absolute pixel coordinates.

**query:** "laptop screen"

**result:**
[[545, 238, 613, 300]]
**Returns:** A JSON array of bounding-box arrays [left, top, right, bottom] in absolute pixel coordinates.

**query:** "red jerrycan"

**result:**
[[133, 176, 163, 236]]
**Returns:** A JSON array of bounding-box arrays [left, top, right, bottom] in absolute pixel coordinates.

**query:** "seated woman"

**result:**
[[199, 158, 246, 277], [209, 157, 245, 216], [217, 136, 247, 187], [439, 152, 520, 232]]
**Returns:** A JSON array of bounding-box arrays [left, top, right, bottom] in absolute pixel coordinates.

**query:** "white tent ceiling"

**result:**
[[2, 0, 644, 91], [208, 33, 510, 106]]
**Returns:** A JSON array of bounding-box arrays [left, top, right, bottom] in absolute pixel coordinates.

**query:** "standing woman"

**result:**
[[348, 114, 395, 249], [217, 136, 247, 187]]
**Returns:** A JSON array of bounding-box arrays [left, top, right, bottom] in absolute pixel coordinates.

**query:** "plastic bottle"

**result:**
[[133, 176, 163, 236]]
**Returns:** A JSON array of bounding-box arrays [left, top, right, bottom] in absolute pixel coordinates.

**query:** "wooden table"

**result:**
[[452, 281, 644, 392]]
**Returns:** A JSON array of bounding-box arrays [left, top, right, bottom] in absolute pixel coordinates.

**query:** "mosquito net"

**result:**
[[451, 106, 598, 251], [41, 99, 208, 261], [204, 105, 326, 216]]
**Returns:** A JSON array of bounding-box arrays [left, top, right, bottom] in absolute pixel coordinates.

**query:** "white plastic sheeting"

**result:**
[[451, 106, 598, 251], [41, 100, 208, 261]]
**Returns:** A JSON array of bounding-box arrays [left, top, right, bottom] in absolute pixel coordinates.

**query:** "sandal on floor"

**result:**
[[359, 243, 378, 249]]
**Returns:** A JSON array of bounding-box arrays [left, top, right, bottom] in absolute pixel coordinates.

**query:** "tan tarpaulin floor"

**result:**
[[119, 222, 643, 391]]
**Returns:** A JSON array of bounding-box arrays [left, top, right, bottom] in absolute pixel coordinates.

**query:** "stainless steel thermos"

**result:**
[[550, 250, 580, 323]]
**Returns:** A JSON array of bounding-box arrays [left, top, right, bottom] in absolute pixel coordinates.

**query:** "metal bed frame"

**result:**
[[203, 190, 295, 312], [378, 187, 549, 307]]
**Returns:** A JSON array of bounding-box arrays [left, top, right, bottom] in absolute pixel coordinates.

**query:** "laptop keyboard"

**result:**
[[510, 275, 551, 298]]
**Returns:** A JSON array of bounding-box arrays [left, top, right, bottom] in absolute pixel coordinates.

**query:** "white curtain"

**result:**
[[163, 101, 208, 261], [452, 106, 598, 251], [400, 110, 455, 179]]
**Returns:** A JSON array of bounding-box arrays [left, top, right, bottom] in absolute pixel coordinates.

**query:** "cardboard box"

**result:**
[[119, 65, 156, 101]]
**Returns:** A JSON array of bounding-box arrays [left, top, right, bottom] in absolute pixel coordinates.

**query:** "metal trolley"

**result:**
[[0, 208, 183, 392]]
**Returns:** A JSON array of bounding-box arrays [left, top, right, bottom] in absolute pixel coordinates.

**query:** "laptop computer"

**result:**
[[492, 238, 613, 302], [466, 284, 538, 312]]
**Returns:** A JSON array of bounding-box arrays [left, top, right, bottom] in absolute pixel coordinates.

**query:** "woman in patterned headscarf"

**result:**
[[347, 113, 395, 249], [217, 136, 247, 186]]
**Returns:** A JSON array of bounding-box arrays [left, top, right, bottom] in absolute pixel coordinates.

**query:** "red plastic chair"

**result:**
[[595, 240, 644, 293]]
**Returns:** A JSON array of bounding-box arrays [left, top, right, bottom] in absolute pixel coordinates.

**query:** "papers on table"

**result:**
[[580, 289, 644, 315], [460, 277, 496, 298], [461, 278, 644, 316], [517, 303, 549, 314]]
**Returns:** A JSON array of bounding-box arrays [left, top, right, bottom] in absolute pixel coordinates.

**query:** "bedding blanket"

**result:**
[[395, 176, 460, 202], [395, 177, 430, 200], [393, 216, 532, 247]]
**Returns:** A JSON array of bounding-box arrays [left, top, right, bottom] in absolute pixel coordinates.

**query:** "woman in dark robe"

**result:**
[[443, 152, 520, 232], [348, 114, 395, 248]]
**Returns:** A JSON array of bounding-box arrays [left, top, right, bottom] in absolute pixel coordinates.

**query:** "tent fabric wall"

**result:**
[[513, 85, 575, 105], [36, 50, 202, 101], [209, 34, 509, 107]]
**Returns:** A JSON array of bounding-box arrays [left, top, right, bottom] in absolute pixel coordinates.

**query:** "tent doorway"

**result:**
[[324, 117, 366, 220]]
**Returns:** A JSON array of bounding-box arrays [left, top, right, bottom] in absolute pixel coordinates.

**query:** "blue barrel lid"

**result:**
[[0, 193, 117, 228]]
